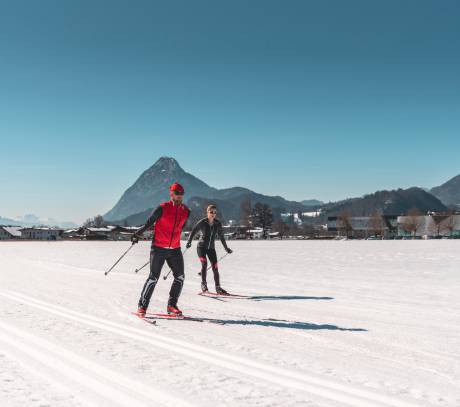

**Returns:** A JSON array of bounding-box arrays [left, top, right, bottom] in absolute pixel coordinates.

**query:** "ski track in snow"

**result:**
[[0, 314, 194, 407], [0, 290, 427, 407], [0, 241, 459, 407]]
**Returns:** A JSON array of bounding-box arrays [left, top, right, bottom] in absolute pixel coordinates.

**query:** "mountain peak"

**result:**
[[153, 156, 181, 169], [103, 156, 213, 221]]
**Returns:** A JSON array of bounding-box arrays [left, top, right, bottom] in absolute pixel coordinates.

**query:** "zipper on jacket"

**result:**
[[168, 204, 179, 248], [208, 223, 214, 250]]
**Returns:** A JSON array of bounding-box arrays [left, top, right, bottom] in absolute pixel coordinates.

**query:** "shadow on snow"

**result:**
[[248, 295, 334, 301], [208, 318, 367, 331], [145, 316, 367, 331]]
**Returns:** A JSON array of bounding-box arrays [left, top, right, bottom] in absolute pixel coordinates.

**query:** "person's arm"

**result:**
[[186, 217, 202, 247], [183, 208, 191, 230], [132, 206, 162, 240], [218, 222, 232, 253]]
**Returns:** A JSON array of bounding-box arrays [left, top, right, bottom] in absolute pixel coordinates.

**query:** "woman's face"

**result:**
[[208, 209, 217, 219]]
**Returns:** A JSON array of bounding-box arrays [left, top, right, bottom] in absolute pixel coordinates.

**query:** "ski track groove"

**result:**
[[0, 289, 420, 407], [0, 315, 194, 407]]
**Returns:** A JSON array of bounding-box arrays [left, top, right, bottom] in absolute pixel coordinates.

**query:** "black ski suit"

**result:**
[[186, 218, 230, 288]]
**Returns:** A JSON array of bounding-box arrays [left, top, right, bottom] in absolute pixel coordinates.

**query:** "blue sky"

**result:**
[[1, 0, 459, 223]]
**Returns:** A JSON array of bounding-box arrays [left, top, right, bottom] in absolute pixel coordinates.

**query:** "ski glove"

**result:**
[[186, 241, 192, 249], [131, 235, 139, 244], [226, 248, 233, 254]]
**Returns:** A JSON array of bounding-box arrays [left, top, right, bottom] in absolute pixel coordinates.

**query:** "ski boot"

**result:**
[[167, 304, 183, 316], [137, 307, 146, 317], [216, 286, 229, 295], [201, 282, 209, 293]]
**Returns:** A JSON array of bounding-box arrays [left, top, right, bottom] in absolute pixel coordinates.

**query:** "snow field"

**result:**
[[0, 240, 459, 406]]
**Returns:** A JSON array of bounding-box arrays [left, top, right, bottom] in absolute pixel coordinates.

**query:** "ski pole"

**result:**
[[163, 247, 189, 280], [134, 259, 150, 273], [198, 252, 229, 276], [104, 242, 135, 276]]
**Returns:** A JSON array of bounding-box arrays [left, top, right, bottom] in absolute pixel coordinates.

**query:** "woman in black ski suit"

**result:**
[[186, 205, 232, 294]]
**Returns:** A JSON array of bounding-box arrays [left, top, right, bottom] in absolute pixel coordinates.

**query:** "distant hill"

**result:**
[[0, 216, 20, 226], [321, 187, 447, 217], [430, 175, 460, 208], [0, 214, 78, 228], [104, 157, 458, 227], [301, 199, 323, 207]]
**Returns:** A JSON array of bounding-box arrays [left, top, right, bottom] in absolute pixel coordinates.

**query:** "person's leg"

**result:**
[[138, 248, 166, 310], [207, 249, 222, 290], [166, 249, 185, 307], [197, 247, 208, 291]]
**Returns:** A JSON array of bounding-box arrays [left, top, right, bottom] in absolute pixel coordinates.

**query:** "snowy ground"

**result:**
[[0, 240, 459, 407]]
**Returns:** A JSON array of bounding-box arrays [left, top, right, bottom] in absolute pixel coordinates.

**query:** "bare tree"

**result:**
[[301, 222, 316, 239], [368, 211, 385, 238], [402, 208, 424, 238], [83, 218, 93, 228], [337, 210, 353, 238], [272, 219, 289, 239], [288, 223, 301, 237], [430, 214, 449, 237], [93, 215, 105, 228], [441, 210, 458, 238], [240, 198, 252, 226]]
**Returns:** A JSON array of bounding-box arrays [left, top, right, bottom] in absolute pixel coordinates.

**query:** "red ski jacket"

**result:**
[[135, 201, 190, 249]]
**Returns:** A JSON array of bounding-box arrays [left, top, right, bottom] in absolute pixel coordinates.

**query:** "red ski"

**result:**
[[147, 312, 186, 319], [132, 311, 205, 322], [131, 312, 157, 324]]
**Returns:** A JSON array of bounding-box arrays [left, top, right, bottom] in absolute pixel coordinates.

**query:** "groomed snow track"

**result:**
[[0, 290, 419, 407]]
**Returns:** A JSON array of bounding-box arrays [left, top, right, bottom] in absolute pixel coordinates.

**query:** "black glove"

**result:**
[[131, 234, 139, 244], [226, 247, 233, 254], [186, 241, 192, 249]]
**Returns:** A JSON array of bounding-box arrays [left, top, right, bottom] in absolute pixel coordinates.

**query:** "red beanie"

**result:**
[[170, 183, 185, 194]]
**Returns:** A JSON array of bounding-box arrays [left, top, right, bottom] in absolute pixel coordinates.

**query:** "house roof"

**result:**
[[1, 226, 22, 237], [20, 227, 64, 232]]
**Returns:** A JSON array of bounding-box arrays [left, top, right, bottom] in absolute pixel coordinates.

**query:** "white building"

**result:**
[[0, 226, 22, 240], [247, 228, 265, 239], [20, 227, 64, 240]]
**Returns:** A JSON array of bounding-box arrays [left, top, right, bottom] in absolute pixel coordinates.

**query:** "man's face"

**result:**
[[171, 191, 184, 203]]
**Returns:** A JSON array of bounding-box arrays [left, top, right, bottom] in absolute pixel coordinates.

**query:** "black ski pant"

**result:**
[[138, 246, 184, 310], [197, 247, 221, 288]]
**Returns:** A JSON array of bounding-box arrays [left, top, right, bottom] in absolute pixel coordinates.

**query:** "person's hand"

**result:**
[[131, 235, 139, 244], [186, 241, 192, 249], [226, 248, 233, 254]]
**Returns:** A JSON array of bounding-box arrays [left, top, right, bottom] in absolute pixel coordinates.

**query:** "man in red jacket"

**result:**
[[131, 183, 190, 316]]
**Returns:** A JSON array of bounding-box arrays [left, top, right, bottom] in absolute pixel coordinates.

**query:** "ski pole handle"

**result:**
[[105, 243, 135, 276]]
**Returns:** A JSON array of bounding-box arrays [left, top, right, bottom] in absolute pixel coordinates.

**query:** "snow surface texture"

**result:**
[[0, 241, 458, 407]]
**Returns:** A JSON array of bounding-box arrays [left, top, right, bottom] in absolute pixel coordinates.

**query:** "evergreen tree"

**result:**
[[251, 202, 273, 238]]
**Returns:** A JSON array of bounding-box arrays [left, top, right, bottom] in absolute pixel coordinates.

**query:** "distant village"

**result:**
[[1, 210, 459, 241]]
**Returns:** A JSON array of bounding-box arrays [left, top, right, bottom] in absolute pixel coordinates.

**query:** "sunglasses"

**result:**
[[209, 211, 217, 214], [172, 191, 184, 196]]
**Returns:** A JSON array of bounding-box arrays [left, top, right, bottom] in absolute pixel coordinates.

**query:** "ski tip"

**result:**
[[131, 312, 157, 324]]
